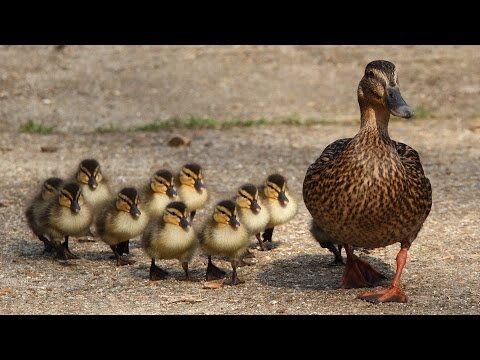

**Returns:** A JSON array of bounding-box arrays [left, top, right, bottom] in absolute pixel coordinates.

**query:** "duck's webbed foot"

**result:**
[[224, 260, 245, 286], [206, 256, 226, 281], [110, 245, 135, 266], [341, 245, 384, 288], [117, 240, 130, 255], [149, 259, 169, 280], [358, 287, 407, 303], [38, 235, 55, 254]]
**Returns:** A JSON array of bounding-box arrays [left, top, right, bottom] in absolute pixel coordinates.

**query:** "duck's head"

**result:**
[[58, 182, 84, 214], [76, 159, 104, 190], [264, 174, 290, 206], [213, 200, 240, 229], [179, 163, 205, 192], [235, 183, 261, 214], [41, 177, 64, 201], [358, 60, 414, 119], [163, 201, 190, 230], [151, 169, 177, 198], [116, 187, 141, 219]]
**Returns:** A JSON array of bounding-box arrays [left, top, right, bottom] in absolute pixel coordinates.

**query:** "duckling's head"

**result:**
[[358, 60, 413, 119], [151, 169, 177, 198], [116, 187, 141, 219], [76, 159, 104, 190], [264, 174, 289, 206], [41, 177, 64, 201], [235, 183, 261, 214], [163, 201, 190, 230], [58, 182, 84, 214], [213, 200, 240, 229], [179, 163, 205, 192]]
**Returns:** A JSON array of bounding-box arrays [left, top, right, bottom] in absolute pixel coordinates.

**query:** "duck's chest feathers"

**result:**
[[111, 211, 149, 240], [178, 186, 208, 211], [147, 224, 196, 259], [80, 183, 111, 209], [146, 193, 174, 217], [51, 206, 93, 236], [238, 204, 270, 234]]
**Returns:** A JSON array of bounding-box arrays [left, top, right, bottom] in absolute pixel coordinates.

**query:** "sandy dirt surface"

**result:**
[[0, 46, 479, 314]]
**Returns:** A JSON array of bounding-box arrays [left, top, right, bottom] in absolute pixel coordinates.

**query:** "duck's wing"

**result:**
[[304, 138, 352, 183], [394, 141, 433, 219]]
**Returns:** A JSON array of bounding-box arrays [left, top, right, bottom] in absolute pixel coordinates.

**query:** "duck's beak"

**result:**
[[166, 185, 177, 197], [278, 191, 289, 206], [130, 204, 141, 218], [88, 176, 97, 190], [386, 87, 414, 119], [180, 217, 190, 230], [194, 179, 205, 191], [70, 200, 81, 214], [250, 200, 261, 214], [229, 216, 240, 228]]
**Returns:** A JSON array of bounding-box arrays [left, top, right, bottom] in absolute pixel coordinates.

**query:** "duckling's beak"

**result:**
[[250, 200, 261, 214], [386, 87, 414, 119], [70, 200, 81, 214], [229, 216, 240, 228], [130, 204, 141, 218], [88, 177, 97, 190], [194, 179, 205, 191], [278, 191, 289, 206], [166, 185, 177, 197], [180, 217, 190, 230]]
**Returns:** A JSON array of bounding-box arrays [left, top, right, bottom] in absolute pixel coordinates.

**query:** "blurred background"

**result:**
[[1, 45, 479, 133]]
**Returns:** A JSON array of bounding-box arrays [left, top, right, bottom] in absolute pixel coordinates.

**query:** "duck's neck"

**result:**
[[359, 103, 391, 140]]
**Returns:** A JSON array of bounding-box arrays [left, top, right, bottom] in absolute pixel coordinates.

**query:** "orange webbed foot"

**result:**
[[358, 286, 407, 304]]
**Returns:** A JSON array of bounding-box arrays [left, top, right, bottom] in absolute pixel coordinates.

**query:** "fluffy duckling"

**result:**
[[142, 201, 197, 281], [235, 183, 270, 251], [200, 200, 249, 285], [177, 163, 208, 220], [73, 159, 113, 212], [310, 221, 344, 265], [25, 177, 64, 253], [260, 174, 298, 248], [96, 187, 149, 266], [39, 182, 93, 260], [141, 169, 178, 218]]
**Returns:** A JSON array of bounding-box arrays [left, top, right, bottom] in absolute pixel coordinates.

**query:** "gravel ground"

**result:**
[[0, 46, 479, 314]]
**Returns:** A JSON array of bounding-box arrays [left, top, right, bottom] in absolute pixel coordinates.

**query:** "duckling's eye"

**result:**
[[367, 70, 375, 78]]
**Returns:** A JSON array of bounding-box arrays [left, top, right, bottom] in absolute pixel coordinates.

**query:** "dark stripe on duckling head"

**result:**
[[365, 60, 397, 87], [61, 182, 81, 201], [216, 200, 237, 216], [166, 201, 188, 216], [119, 187, 138, 204], [239, 183, 257, 199], [44, 177, 64, 191], [267, 174, 287, 189], [154, 169, 174, 183], [182, 163, 202, 177], [79, 159, 100, 176]]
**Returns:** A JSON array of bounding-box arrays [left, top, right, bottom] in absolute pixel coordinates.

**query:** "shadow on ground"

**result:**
[[257, 253, 394, 291]]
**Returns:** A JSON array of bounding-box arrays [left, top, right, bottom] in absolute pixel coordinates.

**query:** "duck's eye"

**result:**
[[367, 70, 375, 78]]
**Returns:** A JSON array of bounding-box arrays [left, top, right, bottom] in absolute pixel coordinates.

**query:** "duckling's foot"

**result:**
[[117, 240, 130, 255], [38, 235, 54, 254], [256, 233, 266, 251], [206, 257, 226, 280], [243, 249, 256, 258], [224, 260, 244, 286], [54, 246, 78, 260], [238, 258, 255, 267], [358, 286, 407, 304], [150, 265, 169, 281], [262, 227, 274, 243]]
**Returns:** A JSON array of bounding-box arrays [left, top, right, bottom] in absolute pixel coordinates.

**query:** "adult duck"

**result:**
[[303, 60, 432, 303]]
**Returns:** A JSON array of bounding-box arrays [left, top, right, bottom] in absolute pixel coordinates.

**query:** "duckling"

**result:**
[[235, 183, 270, 251], [39, 182, 93, 260], [310, 221, 344, 265], [303, 60, 432, 303], [176, 163, 208, 220], [142, 201, 197, 281], [73, 158, 113, 212], [260, 174, 298, 248], [96, 187, 149, 266], [141, 169, 178, 218], [25, 177, 64, 253], [200, 200, 249, 285]]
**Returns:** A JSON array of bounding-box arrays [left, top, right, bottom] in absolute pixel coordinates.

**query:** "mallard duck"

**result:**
[[260, 174, 298, 249], [142, 201, 197, 281], [39, 182, 93, 260], [141, 169, 178, 218], [73, 158, 113, 212], [303, 60, 432, 303], [235, 183, 270, 251], [176, 163, 208, 220], [199, 200, 249, 285], [25, 177, 64, 253], [95, 187, 149, 266]]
